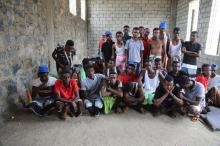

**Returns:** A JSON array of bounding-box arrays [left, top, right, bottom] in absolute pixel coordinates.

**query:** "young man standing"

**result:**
[[101, 31, 115, 66], [141, 28, 152, 62], [181, 31, 201, 78], [98, 33, 106, 58], [81, 65, 105, 117], [55, 69, 82, 120], [52, 40, 76, 75], [123, 25, 132, 44], [125, 27, 144, 74], [139, 26, 145, 39], [150, 28, 166, 66]]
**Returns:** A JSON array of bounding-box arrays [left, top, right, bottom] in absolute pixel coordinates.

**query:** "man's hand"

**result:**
[[182, 47, 186, 53]]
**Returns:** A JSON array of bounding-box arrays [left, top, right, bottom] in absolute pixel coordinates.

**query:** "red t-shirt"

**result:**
[[118, 72, 137, 85], [196, 75, 209, 90], [55, 79, 79, 100], [141, 37, 152, 59]]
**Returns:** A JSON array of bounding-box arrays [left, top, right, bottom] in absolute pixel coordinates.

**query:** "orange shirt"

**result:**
[[118, 72, 137, 85], [55, 79, 79, 100], [196, 75, 209, 91]]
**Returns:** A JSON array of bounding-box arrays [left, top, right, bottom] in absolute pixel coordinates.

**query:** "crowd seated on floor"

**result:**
[[20, 22, 220, 121]]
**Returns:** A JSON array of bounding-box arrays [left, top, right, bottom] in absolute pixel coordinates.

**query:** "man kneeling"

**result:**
[[123, 82, 145, 113], [153, 75, 183, 117], [54, 69, 82, 120]]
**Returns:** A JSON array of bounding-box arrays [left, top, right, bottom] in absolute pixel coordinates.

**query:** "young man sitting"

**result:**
[[101, 71, 123, 113], [54, 69, 82, 120], [81, 64, 105, 117], [118, 64, 137, 85], [196, 64, 211, 91], [153, 75, 183, 117], [20, 65, 57, 116], [123, 82, 145, 113], [179, 76, 206, 121]]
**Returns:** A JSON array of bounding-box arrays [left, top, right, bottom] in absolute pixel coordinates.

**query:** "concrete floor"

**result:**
[[0, 110, 220, 146]]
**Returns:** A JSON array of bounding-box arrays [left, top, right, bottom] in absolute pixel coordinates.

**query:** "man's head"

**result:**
[[102, 33, 106, 39], [179, 75, 192, 90], [139, 26, 145, 37], [85, 64, 95, 79], [126, 64, 135, 75], [159, 21, 167, 32], [109, 71, 118, 85], [144, 28, 150, 38], [123, 25, 130, 34], [145, 59, 153, 71], [61, 69, 72, 86], [153, 28, 160, 39], [105, 31, 112, 41], [173, 27, 180, 39], [172, 60, 181, 72], [190, 31, 198, 42], [38, 64, 49, 83], [211, 64, 218, 76], [162, 75, 174, 91], [154, 58, 162, 69], [116, 31, 123, 42], [132, 27, 140, 39], [202, 64, 211, 77], [65, 40, 74, 52]]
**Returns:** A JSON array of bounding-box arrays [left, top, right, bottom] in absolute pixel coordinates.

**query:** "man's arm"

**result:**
[[170, 90, 184, 106], [180, 93, 200, 105], [182, 47, 201, 57], [100, 80, 112, 97], [140, 50, 144, 68], [153, 89, 169, 107], [107, 87, 123, 98], [31, 86, 38, 100], [111, 44, 115, 60]]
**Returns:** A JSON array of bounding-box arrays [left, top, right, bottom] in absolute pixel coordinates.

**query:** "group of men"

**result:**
[[20, 22, 220, 121]]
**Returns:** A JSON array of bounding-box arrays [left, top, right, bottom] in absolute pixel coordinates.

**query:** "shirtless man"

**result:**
[[150, 28, 165, 65]]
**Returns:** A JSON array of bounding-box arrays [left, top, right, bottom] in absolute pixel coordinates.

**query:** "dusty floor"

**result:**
[[0, 109, 220, 146]]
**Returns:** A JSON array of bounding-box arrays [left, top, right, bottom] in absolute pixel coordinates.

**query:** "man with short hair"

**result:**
[[118, 64, 137, 85], [196, 64, 211, 91], [181, 31, 201, 78], [139, 26, 145, 39], [55, 69, 82, 120], [81, 65, 105, 117], [123, 25, 132, 44], [125, 27, 144, 74], [52, 40, 76, 75], [153, 75, 183, 117]]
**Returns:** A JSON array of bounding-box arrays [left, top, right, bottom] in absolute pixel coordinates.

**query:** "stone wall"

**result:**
[[0, 0, 87, 116], [87, 0, 173, 57]]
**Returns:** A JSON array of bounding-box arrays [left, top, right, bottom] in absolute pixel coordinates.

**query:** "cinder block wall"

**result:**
[[0, 0, 87, 116], [87, 0, 173, 57]]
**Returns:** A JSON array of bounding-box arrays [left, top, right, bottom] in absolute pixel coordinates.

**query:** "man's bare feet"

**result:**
[[123, 106, 129, 113], [138, 107, 146, 114]]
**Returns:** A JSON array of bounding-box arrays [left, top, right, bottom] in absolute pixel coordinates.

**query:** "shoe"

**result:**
[[95, 111, 100, 118], [29, 102, 44, 117]]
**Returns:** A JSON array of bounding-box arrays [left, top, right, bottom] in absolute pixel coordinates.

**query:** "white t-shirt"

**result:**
[[169, 40, 182, 59], [32, 76, 57, 87], [143, 70, 160, 93], [115, 43, 125, 56], [125, 38, 144, 63], [208, 75, 220, 90]]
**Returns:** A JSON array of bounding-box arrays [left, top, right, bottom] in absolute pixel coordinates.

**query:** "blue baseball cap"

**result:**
[[105, 31, 112, 37], [159, 21, 167, 29], [211, 64, 218, 71], [38, 64, 49, 73]]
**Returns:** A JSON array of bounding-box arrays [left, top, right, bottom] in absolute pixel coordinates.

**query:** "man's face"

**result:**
[[106, 35, 112, 41], [144, 28, 150, 37], [173, 31, 180, 39], [145, 61, 152, 70], [155, 61, 162, 69], [181, 82, 191, 90], [132, 29, 140, 38], [62, 73, 71, 85], [126, 65, 135, 74], [109, 74, 117, 85], [39, 73, 49, 83], [202, 66, 211, 77], [153, 30, 160, 39], [139, 27, 144, 36], [191, 33, 198, 42], [172, 62, 180, 72], [116, 33, 123, 41], [86, 68, 95, 79], [163, 80, 174, 91], [123, 27, 129, 34]]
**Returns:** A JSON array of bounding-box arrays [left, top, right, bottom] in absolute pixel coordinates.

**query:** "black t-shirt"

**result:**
[[182, 41, 201, 65], [101, 40, 115, 62], [154, 84, 180, 108]]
